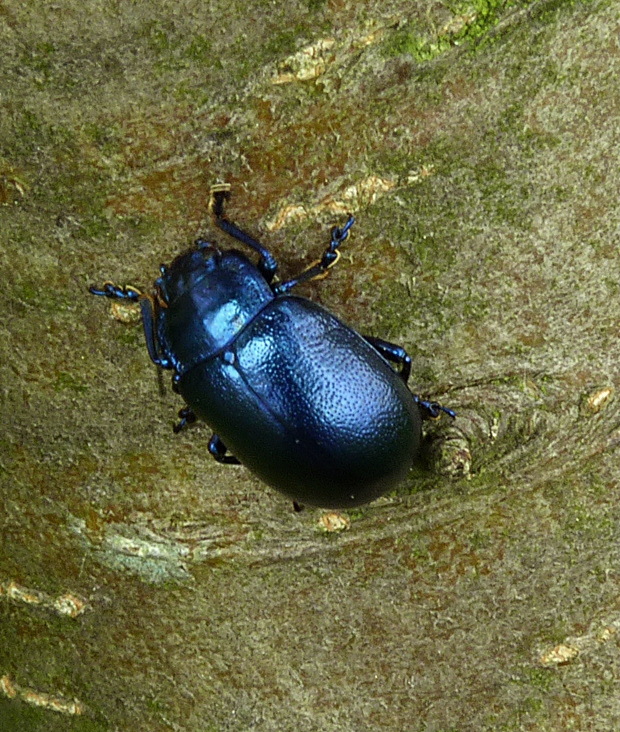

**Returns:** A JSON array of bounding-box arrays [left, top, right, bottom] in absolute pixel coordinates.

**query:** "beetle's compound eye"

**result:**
[[160, 264, 167, 275]]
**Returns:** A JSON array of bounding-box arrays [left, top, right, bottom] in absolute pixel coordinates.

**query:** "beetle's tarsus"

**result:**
[[330, 215, 355, 244], [362, 336, 455, 417], [209, 183, 231, 214]]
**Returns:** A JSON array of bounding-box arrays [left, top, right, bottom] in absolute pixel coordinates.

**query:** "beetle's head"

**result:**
[[156, 242, 220, 304]]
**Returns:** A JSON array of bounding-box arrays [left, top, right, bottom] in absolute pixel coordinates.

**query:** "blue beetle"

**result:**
[[90, 187, 454, 509]]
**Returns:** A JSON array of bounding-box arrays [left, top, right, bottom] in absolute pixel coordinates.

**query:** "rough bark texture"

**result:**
[[2, 0, 620, 729]]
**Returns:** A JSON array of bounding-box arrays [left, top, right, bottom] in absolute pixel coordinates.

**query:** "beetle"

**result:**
[[90, 186, 455, 509]]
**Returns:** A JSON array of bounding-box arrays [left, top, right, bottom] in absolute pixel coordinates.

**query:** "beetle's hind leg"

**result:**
[[364, 336, 456, 419], [208, 434, 241, 465], [364, 336, 411, 383], [210, 185, 278, 283]]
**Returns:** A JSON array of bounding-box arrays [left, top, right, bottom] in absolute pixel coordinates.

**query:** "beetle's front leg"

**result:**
[[89, 281, 142, 301], [210, 186, 278, 283], [89, 281, 172, 369], [138, 294, 173, 369], [273, 215, 355, 295], [208, 434, 241, 465]]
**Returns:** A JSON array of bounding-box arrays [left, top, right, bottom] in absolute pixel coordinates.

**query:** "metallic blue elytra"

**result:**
[[90, 188, 455, 509]]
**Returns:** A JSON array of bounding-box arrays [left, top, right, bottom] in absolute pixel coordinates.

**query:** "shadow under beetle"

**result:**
[[90, 186, 455, 509]]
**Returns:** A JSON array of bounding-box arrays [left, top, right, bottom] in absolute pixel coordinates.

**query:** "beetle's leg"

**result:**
[[139, 295, 173, 369], [362, 335, 456, 418], [208, 434, 241, 465], [210, 187, 278, 283], [89, 281, 141, 301], [413, 395, 457, 421], [363, 335, 411, 383], [272, 215, 355, 296], [89, 281, 173, 369], [173, 406, 197, 434]]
